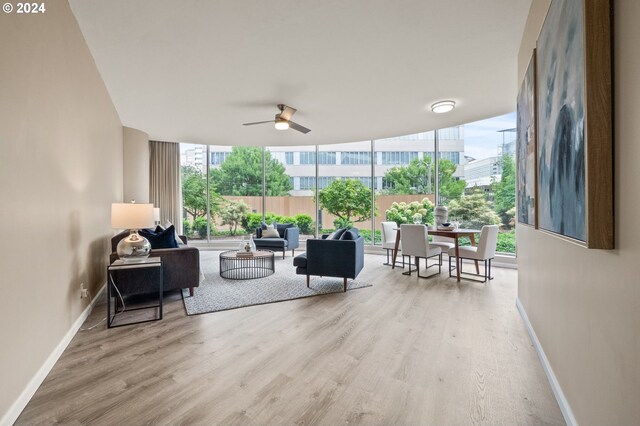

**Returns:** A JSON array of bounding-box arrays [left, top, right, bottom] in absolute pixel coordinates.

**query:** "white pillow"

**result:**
[[163, 220, 184, 244], [262, 224, 280, 238]]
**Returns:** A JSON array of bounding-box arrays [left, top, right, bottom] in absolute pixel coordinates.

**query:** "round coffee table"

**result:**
[[219, 250, 275, 280]]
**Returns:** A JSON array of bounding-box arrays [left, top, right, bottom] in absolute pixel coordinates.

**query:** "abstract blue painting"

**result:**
[[517, 52, 537, 227], [537, 0, 585, 242]]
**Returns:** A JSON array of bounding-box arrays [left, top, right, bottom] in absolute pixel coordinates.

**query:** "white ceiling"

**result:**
[[69, 0, 531, 146]]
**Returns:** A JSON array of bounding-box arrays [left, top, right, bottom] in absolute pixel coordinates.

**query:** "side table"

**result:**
[[107, 257, 163, 328]]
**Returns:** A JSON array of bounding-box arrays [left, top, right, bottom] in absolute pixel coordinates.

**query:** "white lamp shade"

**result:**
[[153, 207, 160, 222], [111, 203, 155, 230]]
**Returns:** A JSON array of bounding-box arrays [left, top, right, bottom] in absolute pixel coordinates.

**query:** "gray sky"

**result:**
[[463, 112, 516, 160]]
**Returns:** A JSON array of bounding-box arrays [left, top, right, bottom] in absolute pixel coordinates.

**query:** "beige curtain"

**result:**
[[149, 140, 182, 233]]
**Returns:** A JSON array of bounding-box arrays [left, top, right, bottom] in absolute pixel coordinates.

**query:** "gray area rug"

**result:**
[[182, 251, 371, 315]]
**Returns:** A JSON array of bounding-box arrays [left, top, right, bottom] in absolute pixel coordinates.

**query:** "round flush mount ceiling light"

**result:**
[[275, 117, 290, 130], [431, 100, 456, 114]]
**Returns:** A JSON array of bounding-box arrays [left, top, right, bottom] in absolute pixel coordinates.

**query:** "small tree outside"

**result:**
[[492, 154, 516, 227], [181, 165, 222, 234], [318, 179, 374, 229], [438, 159, 466, 204], [211, 147, 292, 196], [219, 200, 250, 235], [447, 189, 501, 230], [381, 157, 465, 204], [181, 165, 208, 221]]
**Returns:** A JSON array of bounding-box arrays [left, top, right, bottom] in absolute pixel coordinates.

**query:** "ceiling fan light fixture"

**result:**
[[275, 117, 289, 130], [431, 100, 456, 114]]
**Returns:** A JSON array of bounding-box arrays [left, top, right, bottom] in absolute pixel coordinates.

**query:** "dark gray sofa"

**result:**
[[109, 231, 200, 296], [254, 225, 300, 258], [293, 231, 365, 292]]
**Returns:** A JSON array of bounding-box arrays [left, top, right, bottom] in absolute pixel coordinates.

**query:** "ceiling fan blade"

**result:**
[[279, 105, 297, 121], [243, 120, 274, 126], [288, 121, 311, 134]]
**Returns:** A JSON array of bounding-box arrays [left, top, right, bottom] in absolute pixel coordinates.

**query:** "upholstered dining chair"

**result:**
[[447, 225, 499, 282], [381, 221, 403, 267], [399, 224, 442, 278], [429, 235, 455, 265]]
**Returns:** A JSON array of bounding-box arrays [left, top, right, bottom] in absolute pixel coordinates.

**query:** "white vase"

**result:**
[[249, 234, 256, 252], [434, 205, 448, 227]]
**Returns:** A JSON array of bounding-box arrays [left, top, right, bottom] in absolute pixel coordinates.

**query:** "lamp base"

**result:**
[[117, 230, 151, 262]]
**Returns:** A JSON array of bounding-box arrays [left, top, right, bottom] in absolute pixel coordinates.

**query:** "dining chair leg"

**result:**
[[402, 255, 413, 276]]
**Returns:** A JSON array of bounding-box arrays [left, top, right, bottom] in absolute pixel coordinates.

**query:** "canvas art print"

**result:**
[[517, 52, 537, 227], [537, 0, 585, 242]]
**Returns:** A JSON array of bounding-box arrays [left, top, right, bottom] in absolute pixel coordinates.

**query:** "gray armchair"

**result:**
[[254, 225, 300, 258], [293, 232, 365, 292]]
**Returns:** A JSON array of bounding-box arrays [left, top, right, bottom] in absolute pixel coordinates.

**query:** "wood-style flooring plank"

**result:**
[[15, 254, 564, 425]]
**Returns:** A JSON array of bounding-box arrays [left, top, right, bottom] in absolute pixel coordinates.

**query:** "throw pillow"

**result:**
[[261, 221, 277, 230], [139, 225, 179, 249], [163, 220, 183, 244], [332, 228, 347, 240], [276, 223, 294, 238], [262, 225, 280, 238], [339, 230, 357, 240]]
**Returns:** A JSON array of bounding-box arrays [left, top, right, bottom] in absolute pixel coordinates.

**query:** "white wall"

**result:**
[[123, 126, 150, 203], [517, 1, 640, 424], [0, 0, 123, 421]]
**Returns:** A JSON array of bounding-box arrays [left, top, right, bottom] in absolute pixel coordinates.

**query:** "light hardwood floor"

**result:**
[[16, 254, 564, 425]]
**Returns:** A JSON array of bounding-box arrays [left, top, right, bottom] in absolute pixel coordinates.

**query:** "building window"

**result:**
[[346, 176, 371, 187], [285, 152, 294, 165], [318, 152, 336, 164], [381, 151, 419, 165], [299, 152, 314, 164], [299, 176, 315, 190], [317, 176, 335, 189], [210, 151, 230, 165], [341, 151, 371, 165], [300, 151, 336, 165], [439, 151, 460, 164]]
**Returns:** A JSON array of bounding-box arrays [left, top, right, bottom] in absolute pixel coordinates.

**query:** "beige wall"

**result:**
[[0, 0, 123, 421], [123, 127, 150, 203], [517, 1, 640, 424]]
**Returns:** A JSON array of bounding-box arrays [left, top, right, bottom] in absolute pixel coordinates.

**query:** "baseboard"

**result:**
[[1, 284, 106, 426], [516, 297, 577, 426]]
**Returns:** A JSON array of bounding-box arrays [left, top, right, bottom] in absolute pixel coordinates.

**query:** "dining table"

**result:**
[[391, 227, 481, 282]]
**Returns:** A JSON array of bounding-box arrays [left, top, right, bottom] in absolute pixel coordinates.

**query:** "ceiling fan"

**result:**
[[243, 104, 311, 134]]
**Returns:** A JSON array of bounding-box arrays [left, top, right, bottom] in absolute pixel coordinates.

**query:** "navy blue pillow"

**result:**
[[332, 228, 347, 240], [139, 225, 179, 249], [339, 230, 357, 240]]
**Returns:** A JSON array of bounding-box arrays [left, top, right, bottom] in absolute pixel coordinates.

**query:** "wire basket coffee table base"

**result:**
[[219, 250, 275, 280]]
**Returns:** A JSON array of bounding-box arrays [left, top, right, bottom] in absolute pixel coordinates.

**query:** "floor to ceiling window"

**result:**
[[317, 142, 374, 242], [265, 146, 316, 240], [179, 113, 516, 255], [374, 130, 439, 245], [440, 113, 516, 254], [180, 145, 263, 241], [179, 143, 210, 240]]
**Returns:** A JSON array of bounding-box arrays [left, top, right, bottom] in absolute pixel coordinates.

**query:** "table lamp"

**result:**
[[111, 202, 155, 262], [153, 207, 160, 225]]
